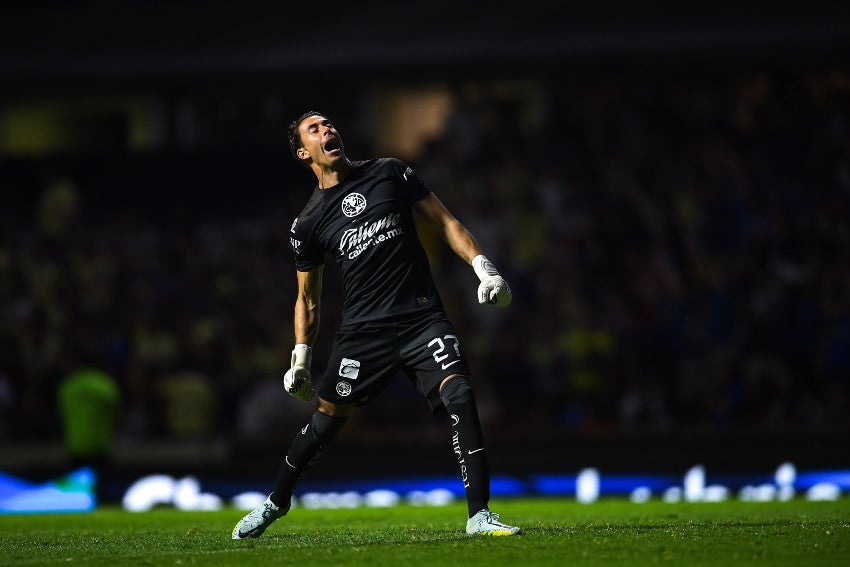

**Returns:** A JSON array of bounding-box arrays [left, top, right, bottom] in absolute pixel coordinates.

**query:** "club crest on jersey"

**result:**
[[341, 193, 367, 217], [336, 381, 352, 397]]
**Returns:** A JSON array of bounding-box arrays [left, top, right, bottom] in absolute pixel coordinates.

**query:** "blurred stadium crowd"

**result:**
[[1, 68, 849, 448]]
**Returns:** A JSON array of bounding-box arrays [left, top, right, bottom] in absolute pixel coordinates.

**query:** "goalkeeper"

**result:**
[[232, 111, 520, 539]]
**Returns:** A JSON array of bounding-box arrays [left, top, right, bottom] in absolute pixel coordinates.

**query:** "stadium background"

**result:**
[[1, 0, 849, 503]]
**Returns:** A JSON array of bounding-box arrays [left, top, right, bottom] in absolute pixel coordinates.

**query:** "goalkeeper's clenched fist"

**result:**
[[472, 254, 512, 308], [283, 344, 315, 401]]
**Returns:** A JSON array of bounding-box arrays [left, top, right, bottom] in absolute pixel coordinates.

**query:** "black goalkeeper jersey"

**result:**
[[289, 158, 443, 325]]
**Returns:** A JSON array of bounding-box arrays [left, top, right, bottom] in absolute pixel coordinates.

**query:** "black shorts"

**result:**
[[318, 309, 471, 412]]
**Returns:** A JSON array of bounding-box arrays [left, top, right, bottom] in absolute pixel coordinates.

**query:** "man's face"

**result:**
[[297, 114, 345, 167]]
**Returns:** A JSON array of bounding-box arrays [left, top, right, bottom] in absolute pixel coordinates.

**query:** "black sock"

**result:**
[[270, 411, 347, 507], [441, 377, 490, 517]]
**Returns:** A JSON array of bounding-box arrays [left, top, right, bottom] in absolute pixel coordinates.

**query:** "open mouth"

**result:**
[[323, 137, 341, 154]]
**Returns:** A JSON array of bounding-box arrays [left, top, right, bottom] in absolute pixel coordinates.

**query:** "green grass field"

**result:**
[[1, 498, 848, 566]]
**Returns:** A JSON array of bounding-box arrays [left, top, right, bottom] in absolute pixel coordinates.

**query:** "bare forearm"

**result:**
[[440, 217, 483, 265], [413, 193, 484, 265], [292, 265, 323, 346], [293, 296, 320, 346]]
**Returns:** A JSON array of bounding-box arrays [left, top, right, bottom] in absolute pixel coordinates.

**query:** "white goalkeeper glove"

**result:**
[[283, 344, 315, 402], [472, 254, 512, 308]]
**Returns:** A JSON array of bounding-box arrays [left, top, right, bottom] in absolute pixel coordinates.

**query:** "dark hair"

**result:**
[[287, 110, 328, 164]]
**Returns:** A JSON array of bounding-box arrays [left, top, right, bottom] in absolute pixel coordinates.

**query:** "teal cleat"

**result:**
[[231, 495, 289, 539], [466, 508, 522, 536]]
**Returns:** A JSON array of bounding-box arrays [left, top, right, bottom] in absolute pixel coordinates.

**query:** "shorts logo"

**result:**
[[336, 381, 352, 397], [339, 358, 360, 379], [341, 193, 367, 217]]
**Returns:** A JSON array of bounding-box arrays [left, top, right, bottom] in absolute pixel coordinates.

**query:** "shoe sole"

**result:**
[[467, 528, 522, 536]]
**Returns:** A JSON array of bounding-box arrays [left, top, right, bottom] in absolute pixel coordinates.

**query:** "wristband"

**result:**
[[292, 344, 312, 368], [472, 254, 500, 281]]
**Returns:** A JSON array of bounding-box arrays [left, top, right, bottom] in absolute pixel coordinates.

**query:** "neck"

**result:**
[[313, 159, 352, 189]]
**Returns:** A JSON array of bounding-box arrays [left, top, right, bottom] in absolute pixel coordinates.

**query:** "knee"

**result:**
[[317, 397, 356, 418], [439, 375, 474, 407], [308, 409, 349, 439]]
